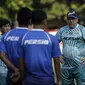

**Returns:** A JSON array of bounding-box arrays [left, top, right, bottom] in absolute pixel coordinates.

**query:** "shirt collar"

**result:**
[[76, 24, 79, 28], [16, 27, 28, 30], [31, 29, 44, 31], [68, 24, 79, 29]]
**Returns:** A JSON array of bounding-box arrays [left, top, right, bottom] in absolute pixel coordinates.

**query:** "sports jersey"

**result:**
[[1, 27, 28, 68], [56, 24, 85, 66], [56, 24, 85, 85], [18, 29, 61, 85], [1, 27, 29, 85]]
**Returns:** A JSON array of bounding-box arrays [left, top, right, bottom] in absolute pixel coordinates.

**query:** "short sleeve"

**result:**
[[82, 27, 85, 40], [0, 40, 6, 52], [51, 35, 61, 58], [56, 28, 62, 43]]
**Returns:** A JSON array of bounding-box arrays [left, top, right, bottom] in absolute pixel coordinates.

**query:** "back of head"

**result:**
[[32, 9, 47, 25], [17, 7, 32, 26]]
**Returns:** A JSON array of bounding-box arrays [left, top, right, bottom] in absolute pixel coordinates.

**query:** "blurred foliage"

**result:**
[[0, 0, 85, 27], [0, 7, 8, 19]]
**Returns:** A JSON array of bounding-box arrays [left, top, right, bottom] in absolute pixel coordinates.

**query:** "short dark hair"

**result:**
[[32, 9, 47, 25], [17, 7, 32, 25], [0, 19, 10, 27]]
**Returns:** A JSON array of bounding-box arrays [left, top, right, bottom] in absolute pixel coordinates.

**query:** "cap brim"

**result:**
[[67, 15, 78, 19]]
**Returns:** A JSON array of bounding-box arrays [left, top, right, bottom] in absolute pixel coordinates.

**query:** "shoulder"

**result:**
[[60, 25, 68, 30], [21, 31, 30, 40], [57, 25, 68, 33], [78, 24, 85, 32], [44, 31, 55, 37], [78, 24, 85, 28], [46, 33, 59, 43], [2, 33, 7, 38]]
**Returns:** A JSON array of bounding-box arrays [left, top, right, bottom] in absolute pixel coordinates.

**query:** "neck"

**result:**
[[69, 24, 77, 29], [19, 25, 28, 28], [33, 24, 43, 29]]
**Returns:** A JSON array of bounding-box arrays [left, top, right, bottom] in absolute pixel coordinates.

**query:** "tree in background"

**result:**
[[0, 0, 85, 28]]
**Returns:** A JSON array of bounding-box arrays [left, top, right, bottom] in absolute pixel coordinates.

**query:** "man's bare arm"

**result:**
[[53, 57, 62, 85], [0, 52, 19, 72], [18, 58, 25, 85]]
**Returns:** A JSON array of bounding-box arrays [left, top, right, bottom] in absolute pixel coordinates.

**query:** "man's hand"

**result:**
[[60, 56, 64, 64], [14, 68, 19, 73], [10, 68, 20, 82], [56, 82, 62, 85], [81, 58, 85, 64]]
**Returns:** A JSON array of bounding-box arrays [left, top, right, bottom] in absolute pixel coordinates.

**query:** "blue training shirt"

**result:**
[[18, 29, 61, 84], [1, 27, 29, 76]]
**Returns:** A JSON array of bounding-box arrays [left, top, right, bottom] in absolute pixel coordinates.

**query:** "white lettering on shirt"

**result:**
[[6, 36, 20, 41], [24, 39, 49, 45]]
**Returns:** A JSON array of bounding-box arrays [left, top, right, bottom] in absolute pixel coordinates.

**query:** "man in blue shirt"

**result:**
[[18, 10, 62, 85], [1, 7, 32, 85], [56, 10, 85, 85]]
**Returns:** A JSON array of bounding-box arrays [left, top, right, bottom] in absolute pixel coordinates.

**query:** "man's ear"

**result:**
[[42, 20, 47, 29], [44, 20, 47, 25], [77, 18, 79, 23]]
